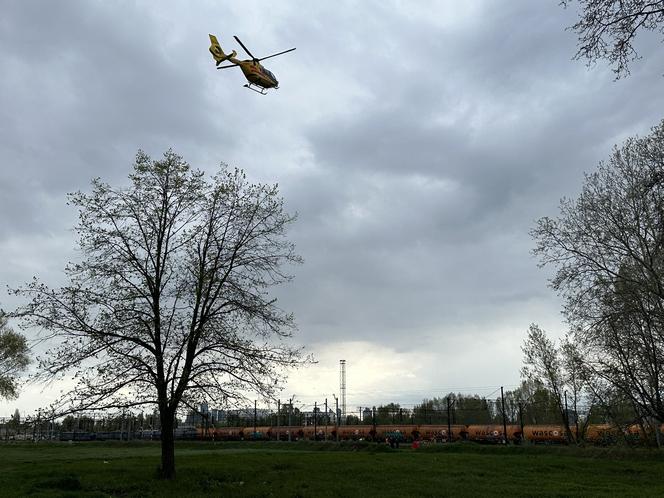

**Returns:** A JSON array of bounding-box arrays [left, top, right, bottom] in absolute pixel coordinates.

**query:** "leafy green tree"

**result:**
[[10, 408, 20, 428], [375, 403, 402, 424], [0, 313, 30, 400], [521, 324, 573, 439], [506, 380, 562, 425], [345, 414, 361, 425], [455, 394, 493, 424], [413, 397, 451, 424]]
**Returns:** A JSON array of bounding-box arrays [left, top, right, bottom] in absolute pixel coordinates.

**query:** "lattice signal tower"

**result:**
[[340, 359, 346, 424]]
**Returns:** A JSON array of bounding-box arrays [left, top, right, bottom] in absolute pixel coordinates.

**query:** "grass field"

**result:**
[[0, 440, 663, 497]]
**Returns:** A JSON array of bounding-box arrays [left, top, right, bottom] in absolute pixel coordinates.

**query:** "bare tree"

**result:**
[[521, 323, 574, 440], [508, 380, 563, 425], [583, 283, 664, 427], [560, 337, 591, 439], [561, 0, 664, 77], [11, 150, 305, 479], [0, 313, 30, 400], [532, 120, 664, 426]]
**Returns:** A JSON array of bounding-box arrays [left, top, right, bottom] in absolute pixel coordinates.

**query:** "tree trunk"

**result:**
[[159, 411, 176, 479]]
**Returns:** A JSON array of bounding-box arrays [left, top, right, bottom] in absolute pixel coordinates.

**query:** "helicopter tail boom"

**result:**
[[209, 34, 237, 66]]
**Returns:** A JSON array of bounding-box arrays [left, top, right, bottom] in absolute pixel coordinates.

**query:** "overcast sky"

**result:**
[[2, 0, 664, 416]]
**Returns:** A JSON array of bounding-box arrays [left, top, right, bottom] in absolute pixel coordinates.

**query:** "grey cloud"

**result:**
[[2, 0, 664, 412]]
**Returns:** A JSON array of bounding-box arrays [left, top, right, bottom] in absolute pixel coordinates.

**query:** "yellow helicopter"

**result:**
[[209, 34, 295, 95]]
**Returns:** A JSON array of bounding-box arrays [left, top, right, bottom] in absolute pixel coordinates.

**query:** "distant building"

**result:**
[[185, 403, 223, 427], [185, 404, 271, 427]]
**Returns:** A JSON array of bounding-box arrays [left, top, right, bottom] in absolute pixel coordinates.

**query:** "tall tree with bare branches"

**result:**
[[561, 0, 664, 77], [531, 120, 664, 428], [12, 150, 304, 479]]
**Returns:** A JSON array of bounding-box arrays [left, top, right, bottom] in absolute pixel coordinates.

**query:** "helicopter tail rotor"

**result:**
[[209, 34, 236, 66]]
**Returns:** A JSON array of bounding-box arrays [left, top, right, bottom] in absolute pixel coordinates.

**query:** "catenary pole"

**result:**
[[334, 395, 339, 442], [372, 406, 377, 441], [288, 396, 294, 442], [564, 391, 571, 443], [501, 386, 508, 444], [518, 402, 524, 443], [447, 397, 452, 443]]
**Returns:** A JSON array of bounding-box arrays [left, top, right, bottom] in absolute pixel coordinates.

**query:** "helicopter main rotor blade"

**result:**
[[216, 64, 239, 69], [233, 35, 256, 59], [258, 47, 296, 61]]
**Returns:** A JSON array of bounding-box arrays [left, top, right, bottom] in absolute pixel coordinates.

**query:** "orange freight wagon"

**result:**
[[466, 424, 522, 443], [418, 424, 468, 442], [374, 425, 419, 442], [213, 427, 244, 440], [333, 425, 375, 441], [301, 425, 333, 440], [523, 425, 568, 443], [583, 424, 620, 445]]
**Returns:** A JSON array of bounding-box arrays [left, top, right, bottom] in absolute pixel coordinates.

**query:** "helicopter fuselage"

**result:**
[[228, 57, 278, 89], [209, 34, 293, 93]]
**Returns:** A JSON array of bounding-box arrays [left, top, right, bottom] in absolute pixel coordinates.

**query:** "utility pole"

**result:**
[[314, 402, 317, 441], [288, 395, 294, 442], [333, 394, 339, 442], [254, 400, 257, 438], [518, 402, 524, 443], [564, 390, 571, 443], [447, 397, 452, 442], [277, 399, 280, 441], [500, 386, 508, 444], [372, 406, 377, 441], [324, 399, 328, 440]]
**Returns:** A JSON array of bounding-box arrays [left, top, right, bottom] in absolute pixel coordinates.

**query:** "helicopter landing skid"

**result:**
[[244, 84, 268, 95]]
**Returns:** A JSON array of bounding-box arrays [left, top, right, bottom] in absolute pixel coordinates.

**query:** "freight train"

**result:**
[[55, 422, 663, 445], [197, 422, 664, 445]]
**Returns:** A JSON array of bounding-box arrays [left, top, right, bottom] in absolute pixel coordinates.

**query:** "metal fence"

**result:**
[[3, 393, 662, 446]]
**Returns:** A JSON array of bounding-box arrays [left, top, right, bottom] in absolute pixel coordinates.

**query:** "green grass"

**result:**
[[0, 441, 662, 497]]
